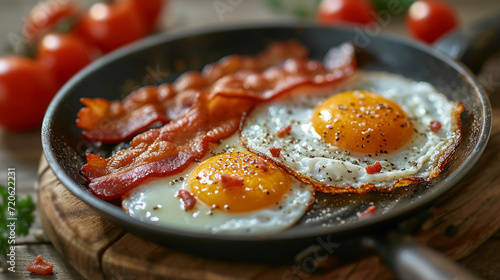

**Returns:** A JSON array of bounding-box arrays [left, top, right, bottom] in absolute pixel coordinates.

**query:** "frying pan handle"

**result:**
[[435, 12, 500, 74], [367, 234, 482, 280]]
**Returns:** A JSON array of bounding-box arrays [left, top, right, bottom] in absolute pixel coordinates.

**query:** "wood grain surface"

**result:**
[[37, 161, 124, 280], [36, 100, 500, 280]]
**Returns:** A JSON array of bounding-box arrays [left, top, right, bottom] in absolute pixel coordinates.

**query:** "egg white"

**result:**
[[122, 134, 315, 234], [241, 71, 461, 190]]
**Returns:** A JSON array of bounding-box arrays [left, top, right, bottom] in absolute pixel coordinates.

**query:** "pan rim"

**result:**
[[42, 20, 492, 243]]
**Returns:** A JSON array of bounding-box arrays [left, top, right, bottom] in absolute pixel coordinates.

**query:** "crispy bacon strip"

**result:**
[[77, 41, 309, 143], [80, 42, 357, 199], [77, 84, 198, 144], [208, 42, 356, 101], [81, 94, 255, 200], [77, 42, 356, 143]]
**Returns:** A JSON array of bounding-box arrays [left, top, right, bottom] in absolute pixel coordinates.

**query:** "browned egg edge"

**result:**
[[119, 162, 317, 216], [242, 102, 466, 195]]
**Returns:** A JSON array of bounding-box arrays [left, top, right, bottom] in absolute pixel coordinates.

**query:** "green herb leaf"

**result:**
[[16, 194, 36, 236], [265, 0, 285, 14], [291, 6, 311, 19], [371, 0, 415, 11], [0, 185, 9, 255], [264, 0, 322, 18], [0, 185, 36, 254]]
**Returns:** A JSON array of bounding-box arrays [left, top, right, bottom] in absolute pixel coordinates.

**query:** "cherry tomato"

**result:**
[[23, 0, 80, 42], [406, 0, 459, 44], [131, 0, 167, 31], [317, 0, 377, 26], [37, 33, 99, 87], [75, 0, 147, 53], [0, 56, 58, 132]]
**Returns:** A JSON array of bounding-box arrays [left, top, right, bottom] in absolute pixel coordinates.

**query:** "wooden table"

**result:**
[[1, 0, 500, 279]]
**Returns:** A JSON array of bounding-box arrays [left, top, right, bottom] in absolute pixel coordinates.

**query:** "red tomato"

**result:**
[[0, 56, 58, 131], [75, 0, 147, 53], [317, 0, 376, 26], [131, 0, 167, 30], [406, 0, 459, 44], [37, 33, 99, 87], [27, 255, 53, 275], [23, 0, 80, 41]]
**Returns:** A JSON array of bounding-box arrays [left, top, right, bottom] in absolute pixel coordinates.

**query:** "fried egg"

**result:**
[[122, 134, 314, 234], [241, 71, 464, 192]]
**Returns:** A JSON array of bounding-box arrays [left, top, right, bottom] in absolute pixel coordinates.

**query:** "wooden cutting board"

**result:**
[[37, 105, 500, 280]]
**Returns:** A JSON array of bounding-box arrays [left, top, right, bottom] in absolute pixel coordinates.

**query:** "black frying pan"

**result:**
[[42, 15, 498, 279]]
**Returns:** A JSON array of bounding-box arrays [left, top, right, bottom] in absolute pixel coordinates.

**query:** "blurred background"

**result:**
[[1, 0, 500, 53]]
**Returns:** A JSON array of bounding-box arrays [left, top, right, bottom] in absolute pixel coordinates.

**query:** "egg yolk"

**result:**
[[188, 152, 289, 213], [311, 91, 414, 155]]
